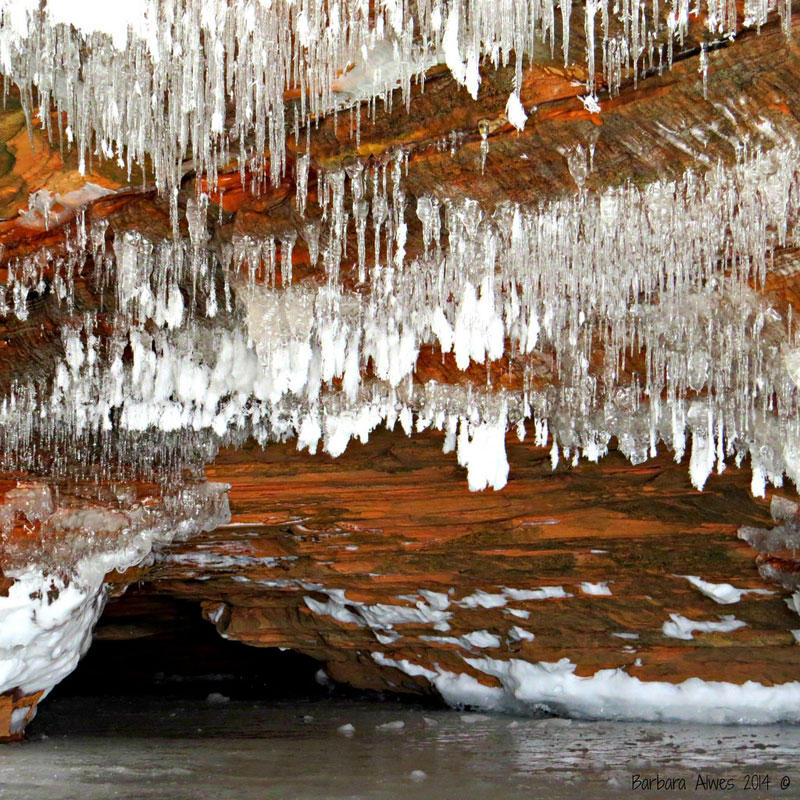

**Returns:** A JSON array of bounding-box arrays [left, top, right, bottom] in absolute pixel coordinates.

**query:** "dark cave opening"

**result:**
[[29, 587, 445, 739], [47, 590, 327, 703]]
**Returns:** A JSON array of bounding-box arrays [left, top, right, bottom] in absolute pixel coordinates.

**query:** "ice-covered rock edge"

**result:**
[[375, 653, 800, 724], [0, 480, 230, 734]]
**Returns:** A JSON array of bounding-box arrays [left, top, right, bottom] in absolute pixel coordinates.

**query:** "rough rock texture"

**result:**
[[2, 1, 800, 738], [120, 433, 800, 694]]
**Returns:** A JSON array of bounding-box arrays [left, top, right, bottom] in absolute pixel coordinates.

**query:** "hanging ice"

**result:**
[[0, 0, 796, 500]]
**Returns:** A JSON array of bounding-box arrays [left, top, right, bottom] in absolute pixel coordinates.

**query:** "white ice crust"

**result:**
[[680, 575, 774, 605], [374, 653, 800, 724], [661, 613, 747, 640], [0, 482, 230, 699]]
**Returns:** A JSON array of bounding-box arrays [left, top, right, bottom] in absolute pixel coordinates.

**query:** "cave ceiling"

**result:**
[[2, 0, 800, 738]]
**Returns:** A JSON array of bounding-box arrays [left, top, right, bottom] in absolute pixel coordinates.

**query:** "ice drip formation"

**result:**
[[2, 0, 800, 738]]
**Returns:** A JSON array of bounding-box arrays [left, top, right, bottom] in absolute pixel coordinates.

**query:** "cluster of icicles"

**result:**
[[0, 0, 792, 216], [1, 130, 800, 494]]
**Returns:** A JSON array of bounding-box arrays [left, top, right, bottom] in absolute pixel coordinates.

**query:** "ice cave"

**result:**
[[1, 0, 800, 796]]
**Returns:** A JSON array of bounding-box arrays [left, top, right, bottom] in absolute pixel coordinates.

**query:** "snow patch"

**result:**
[[662, 613, 747, 640], [508, 626, 535, 642], [464, 657, 800, 723], [461, 630, 501, 649], [680, 575, 774, 605], [303, 589, 453, 636], [579, 581, 612, 596], [503, 586, 571, 601], [373, 653, 800, 723], [505, 92, 527, 131]]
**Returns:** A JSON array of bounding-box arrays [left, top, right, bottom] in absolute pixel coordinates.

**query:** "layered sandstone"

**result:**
[[2, 0, 800, 738]]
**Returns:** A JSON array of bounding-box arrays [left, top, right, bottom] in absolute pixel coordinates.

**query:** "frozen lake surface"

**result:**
[[2, 694, 799, 800]]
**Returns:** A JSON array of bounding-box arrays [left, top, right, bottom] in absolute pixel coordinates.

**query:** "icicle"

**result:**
[[586, 0, 598, 95], [478, 119, 490, 175], [296, 154, 310, 217], [561, 0, 573, 67], [280, 233, 296, 288], [699, 43, 709, 100]]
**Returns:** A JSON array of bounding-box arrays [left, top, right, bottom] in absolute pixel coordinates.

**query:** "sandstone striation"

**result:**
[[2, 0, 800, 737]]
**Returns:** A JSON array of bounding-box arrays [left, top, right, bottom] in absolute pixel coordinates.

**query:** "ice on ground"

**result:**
[[376, 720, 405, 731], [459, 713, 491, 723]]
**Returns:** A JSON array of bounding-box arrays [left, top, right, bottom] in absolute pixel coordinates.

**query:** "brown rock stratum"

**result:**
[[2, 1, 800, 738]]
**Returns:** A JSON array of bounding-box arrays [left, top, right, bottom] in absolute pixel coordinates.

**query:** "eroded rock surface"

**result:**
[[2, 0, 800, 737], [113, 432, 800, 721]]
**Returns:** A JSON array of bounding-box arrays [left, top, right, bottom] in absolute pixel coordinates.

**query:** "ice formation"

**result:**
[[0, 0, 791, 209], [456, 585, 571, 606], [579, 581, 613, 596], [0, 134, 799, 495], [661, 613, 747, 639], [0, 0, 798, 738], [373, 652, 800, 723], [0, 0, 797, 500], [679, 575, 774, 604], [0, 481, 230, 718], [738, 495, 800, 623], [303, 588, 454, 633]]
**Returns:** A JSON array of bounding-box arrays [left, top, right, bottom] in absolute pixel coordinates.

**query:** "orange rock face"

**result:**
[[111, 430, 799, 700], [4, 429, 800, 738], [0, 689, 42, 742], [2, 0, 800, 741]]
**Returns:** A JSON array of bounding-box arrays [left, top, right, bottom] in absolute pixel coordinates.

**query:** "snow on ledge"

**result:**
[[467, 657, 800, 724], [680, 575, 775, 605], [579, 581, 613, 596], [303, 588, 453, 634], [373, 653, 800, 724], [661, 613, 746, 640], [453, 585, 572, 610], [0, 482, 230, 702]]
